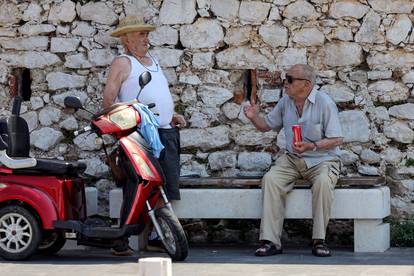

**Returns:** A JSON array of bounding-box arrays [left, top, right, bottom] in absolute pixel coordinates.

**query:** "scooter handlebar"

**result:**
[[74, 125, 92, 136]]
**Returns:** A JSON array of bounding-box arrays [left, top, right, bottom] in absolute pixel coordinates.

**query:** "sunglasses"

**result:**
[[283, 75, 309, 84]]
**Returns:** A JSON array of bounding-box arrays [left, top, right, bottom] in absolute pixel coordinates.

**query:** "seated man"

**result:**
[[244, 64, 343, 257]]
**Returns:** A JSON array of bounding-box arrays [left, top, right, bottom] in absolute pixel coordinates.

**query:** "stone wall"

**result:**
[[0, 0, 413, 219]]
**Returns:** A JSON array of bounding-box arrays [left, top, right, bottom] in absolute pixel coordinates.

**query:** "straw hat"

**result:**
[[111, 15, 156, 37]]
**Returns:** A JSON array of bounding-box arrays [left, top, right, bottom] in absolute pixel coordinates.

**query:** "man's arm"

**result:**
[[292, 137, 343, 154], [102, 57, 131, 109], [314, 137, 343, 149], [243, 102, 272, 132]]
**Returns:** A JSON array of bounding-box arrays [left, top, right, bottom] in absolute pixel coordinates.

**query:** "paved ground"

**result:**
[[0, 245, 413, 276]]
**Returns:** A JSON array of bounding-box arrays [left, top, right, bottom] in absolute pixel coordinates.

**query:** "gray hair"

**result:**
[[295, 64, 316, 86]]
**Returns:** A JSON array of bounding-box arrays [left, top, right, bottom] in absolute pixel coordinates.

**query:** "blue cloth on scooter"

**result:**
[[133, 103, 164, 158]]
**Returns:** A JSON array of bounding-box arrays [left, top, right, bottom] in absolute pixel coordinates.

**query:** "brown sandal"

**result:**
[[312, 242, 331, 257], [255, 242, 283, 257]]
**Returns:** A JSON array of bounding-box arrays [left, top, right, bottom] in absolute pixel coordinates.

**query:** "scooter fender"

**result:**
[[0, 184, 58, 229], [119, 136, 163, 183]]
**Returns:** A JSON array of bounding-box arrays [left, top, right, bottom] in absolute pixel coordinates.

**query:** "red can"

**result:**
[[292, 125, 302, 144]]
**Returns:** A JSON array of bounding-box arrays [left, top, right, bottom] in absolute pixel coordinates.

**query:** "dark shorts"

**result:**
[[158, 127, 181, 200]]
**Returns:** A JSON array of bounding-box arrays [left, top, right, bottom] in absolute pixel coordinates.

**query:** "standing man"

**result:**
[[244, 64, 343, 257], [103, 15, 186, 255]]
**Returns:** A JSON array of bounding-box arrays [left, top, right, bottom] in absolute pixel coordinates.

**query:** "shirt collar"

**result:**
[[307, 86, 318, 104]]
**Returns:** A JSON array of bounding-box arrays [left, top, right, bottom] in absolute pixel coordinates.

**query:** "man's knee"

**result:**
[[262, 172, 272, 186], [312, 173, 336, 191], [262, 171, 291, 197], [262, 171, 280, 191]]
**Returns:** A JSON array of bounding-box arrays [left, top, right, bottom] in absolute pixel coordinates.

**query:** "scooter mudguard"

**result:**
[[119, 132, 164, 183], [0, 184, 58, 229]]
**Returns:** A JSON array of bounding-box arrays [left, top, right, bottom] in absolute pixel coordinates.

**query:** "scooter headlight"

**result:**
[[109, 109, 137, 130], [0, 183, 7, 189]]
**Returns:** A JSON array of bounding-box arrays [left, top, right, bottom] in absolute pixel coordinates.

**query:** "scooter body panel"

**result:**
[[118, 133, 164, 225], [120, 136, 163, 183]]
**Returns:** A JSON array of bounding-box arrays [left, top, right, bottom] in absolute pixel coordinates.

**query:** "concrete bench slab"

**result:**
[[109, 186, 390, 253]]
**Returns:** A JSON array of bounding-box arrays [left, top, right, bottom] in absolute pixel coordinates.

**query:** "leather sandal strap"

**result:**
[[256, 243, 273, 252], [313, 243, 330, 256]]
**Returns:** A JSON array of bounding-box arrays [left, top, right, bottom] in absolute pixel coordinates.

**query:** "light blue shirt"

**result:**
[[265, 87, 343, 168]]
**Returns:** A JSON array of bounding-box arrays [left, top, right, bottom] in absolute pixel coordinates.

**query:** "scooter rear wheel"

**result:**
[[155, 207, 188, 261], [0, 205, 42, 260], [37, 230, 66, 255]]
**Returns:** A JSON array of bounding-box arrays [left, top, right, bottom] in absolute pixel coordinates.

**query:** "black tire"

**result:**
[[0, 205, 42, 261], [155, 207, 188, 261], [37, 231, 66, 255]]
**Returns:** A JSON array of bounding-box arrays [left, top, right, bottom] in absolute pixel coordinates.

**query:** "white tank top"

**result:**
[[116, 54, 174, 129]]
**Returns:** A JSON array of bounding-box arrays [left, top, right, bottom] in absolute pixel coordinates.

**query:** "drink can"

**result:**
[[292, 125, 302, 144]]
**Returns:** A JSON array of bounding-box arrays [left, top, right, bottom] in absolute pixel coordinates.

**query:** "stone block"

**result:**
[[48, 0, 76, 23], [239, 1, 271, 25], [180, 126, 230, 150], [329, 1, 369, 19], [324, 42, 363, 67], [354, 219, 390, 252], [216, 47, 270, 69], [138, 257, 172, 276], [181, 19, 224, 49], [79, 2, 117, 25], [339, 110, 370, 143], [159, 0, 197, 24], [368, 0, 414, 14], [211, 0, 239, 21]]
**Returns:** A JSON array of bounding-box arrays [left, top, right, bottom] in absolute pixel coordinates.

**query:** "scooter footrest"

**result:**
[[54, 220, 83, 232], [54, 220, 140, 239]]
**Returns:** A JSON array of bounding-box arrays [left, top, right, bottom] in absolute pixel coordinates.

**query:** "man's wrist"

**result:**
[[312, 141, 318, 151]]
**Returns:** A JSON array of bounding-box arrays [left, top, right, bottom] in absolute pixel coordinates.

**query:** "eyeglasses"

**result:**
[[283, 75, 309, 84]]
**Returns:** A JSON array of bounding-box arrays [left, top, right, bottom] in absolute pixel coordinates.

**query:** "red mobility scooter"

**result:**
[[0, 72, 188, 261]]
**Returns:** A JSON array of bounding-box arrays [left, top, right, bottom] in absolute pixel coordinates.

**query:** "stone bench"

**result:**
[[109, 176, 390, 253]]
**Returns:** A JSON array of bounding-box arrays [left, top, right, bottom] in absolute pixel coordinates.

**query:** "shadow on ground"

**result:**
[[1, 246, 413, 266]]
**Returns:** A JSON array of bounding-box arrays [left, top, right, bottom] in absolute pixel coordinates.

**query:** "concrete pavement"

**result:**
[[0, 245, 413, 276]]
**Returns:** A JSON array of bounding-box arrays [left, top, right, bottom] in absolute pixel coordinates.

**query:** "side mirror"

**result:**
[[64, 96, 83, 111], [139, 71, 152, 89]]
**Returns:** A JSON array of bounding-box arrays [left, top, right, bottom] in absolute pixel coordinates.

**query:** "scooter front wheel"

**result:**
[[155, 207, 188, 261], [0, 205, 42, 260]]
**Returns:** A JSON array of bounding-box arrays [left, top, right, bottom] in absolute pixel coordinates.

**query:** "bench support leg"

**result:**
[[125, 223, 149, 251], [354, 219, 390, 252]]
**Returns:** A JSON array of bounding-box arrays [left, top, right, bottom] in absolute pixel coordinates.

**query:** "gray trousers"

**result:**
[[260, 153, 340, 246]]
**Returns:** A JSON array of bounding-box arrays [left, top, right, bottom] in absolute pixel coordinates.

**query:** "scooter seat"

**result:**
[[35, 158, 87, 175], [13, 158, 86, 176]]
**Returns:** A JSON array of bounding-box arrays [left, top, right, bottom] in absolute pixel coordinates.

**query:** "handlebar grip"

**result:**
[[12, 96, 22, 116], [147, 103, 156, 108], [74, 126, 91, 136]]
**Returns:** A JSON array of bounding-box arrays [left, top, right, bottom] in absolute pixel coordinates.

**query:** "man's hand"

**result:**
[[171, 114, 186, 128], [243, 102, 258, 120], [292, 141, 314, 154]]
